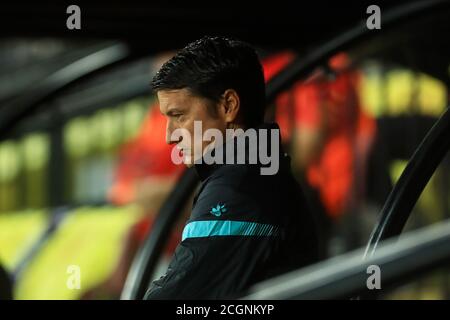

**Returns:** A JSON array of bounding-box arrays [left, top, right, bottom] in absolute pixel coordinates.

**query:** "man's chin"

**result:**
[[182, 155, 194, 167], [184, 161, 194, 168], [183, 154, 205, 168]]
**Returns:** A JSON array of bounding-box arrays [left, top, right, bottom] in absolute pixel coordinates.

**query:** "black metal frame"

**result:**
[[0, 42, 131, 139], [120, 168, 199, 299], [364, 107, 450, 258], [10, 57, 156, 137], [242, 218, 450, 299]]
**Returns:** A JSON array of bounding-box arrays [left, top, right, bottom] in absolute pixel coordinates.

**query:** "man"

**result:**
[[144, 36, 319, 299]]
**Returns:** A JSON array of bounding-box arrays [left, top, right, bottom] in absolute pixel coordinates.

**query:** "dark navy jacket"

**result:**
[[144, 123, 319, 299]]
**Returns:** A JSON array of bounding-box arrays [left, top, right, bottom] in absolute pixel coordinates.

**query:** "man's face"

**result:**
[[158, 88, 227, 167]]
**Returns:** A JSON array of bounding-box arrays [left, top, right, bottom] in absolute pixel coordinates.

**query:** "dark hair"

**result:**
[[151, 36, 266, 128]]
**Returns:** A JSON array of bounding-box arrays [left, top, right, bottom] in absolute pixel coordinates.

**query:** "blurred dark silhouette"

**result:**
[[0, 263, 12, 300]]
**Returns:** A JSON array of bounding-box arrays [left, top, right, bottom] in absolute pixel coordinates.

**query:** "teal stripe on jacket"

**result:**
[[182, 220, 280, 241]]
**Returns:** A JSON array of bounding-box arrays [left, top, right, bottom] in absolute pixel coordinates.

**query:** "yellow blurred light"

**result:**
[[14, 205, 142, 300], [386, 70, 414, 115], [0, 141, 21, 183], [64, 117, 92, 158], [417, 73, 447, 116], [91, 108, 122, 151], [22, 133, 50, 171], [122, 101, 146, 141], [0, 210, 48, 271]]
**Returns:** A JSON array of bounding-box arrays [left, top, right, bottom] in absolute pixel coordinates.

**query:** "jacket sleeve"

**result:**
[[143, 184, 280, 299]]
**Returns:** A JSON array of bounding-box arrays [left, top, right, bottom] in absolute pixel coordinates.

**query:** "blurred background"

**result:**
[[0, 1, 449, 300]]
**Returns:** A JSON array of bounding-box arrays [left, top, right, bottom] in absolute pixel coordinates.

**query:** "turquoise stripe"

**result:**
[[182, 220, 279, 241]]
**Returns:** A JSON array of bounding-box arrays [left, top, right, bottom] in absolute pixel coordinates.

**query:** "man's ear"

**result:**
[[219, 89, 240, 124]]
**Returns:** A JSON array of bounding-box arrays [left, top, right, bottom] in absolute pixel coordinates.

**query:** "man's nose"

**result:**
[[166, 122, 181, 145]]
